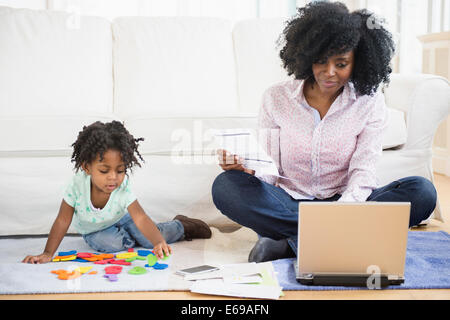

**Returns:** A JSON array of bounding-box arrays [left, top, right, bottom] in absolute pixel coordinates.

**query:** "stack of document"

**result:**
[[213, 128, 299, 183], [186, 262, 283, 300], [213, 128, 279, 177]]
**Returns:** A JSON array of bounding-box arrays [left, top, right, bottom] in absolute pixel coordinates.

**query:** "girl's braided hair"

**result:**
[[71, 120, 144, 173]]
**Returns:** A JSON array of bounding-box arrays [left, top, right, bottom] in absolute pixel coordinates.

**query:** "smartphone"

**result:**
[[175, 265, 219, 276]]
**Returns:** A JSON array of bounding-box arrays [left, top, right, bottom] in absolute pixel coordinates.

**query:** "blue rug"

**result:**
[[272, 231, 450, 290]]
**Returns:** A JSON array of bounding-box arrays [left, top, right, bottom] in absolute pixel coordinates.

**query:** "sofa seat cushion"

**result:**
[[0, 156, 76, 235]]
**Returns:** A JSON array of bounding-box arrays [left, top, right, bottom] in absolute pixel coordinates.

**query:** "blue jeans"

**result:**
[[211, 170, 437, 255], [83, 213, 185, 253]]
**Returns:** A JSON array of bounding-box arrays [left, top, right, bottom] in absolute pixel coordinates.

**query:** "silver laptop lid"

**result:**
[[297, 202, 410, 277]]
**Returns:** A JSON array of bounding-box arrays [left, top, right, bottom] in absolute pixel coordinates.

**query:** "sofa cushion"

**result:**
[[0, 115, 119, 155], [112, 17, 239, 118], [232, 19, 407, 150], [0, 154, 240, 236], [233, 18, 290, 114], [383, 107, 407, 149], [0, 156, 76, 235], [384, 74, 450, 150], [0, 6, 113, 116], [131, 155, 238, 231], [123, 116, 258, 155], [0, 109, 405, 156], [123, 107, 406, 156]]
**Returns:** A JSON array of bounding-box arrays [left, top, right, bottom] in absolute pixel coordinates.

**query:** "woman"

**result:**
[[211, 2, 437, 263]]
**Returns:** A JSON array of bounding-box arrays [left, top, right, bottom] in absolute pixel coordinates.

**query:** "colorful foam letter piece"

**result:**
[[125, 257, 137, 262], [77, 252, 93, 259], [108, 259, 131, 266], [52, 254, 76, 262], [60, 255, 77, 261], [94, 259, 112, 265], [58, 250, 77, 256], [152, 263, 169, 270], [104, 274, 118, 282], [104, 266, 122, 274], [137, 250, 152, 257], [75, 266, 93, 274], [128, 266, 147, 275], [95, 253, 114, 260], [51, 269, 81, 280], [115, 252, 138, 260], [51, 269, 66, 275], [82, 256, 101, 262], [147, 253, 157, 267]]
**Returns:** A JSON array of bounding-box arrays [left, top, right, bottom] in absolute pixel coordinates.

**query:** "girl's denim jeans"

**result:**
[[83, 213, 184, 253], [211, 170, 437, 255]]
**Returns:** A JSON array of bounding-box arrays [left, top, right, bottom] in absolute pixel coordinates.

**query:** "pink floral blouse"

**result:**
[[255, 79, 389, 202]]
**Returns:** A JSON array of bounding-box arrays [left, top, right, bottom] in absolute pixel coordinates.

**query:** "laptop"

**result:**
[[294, 202, 410, 287]]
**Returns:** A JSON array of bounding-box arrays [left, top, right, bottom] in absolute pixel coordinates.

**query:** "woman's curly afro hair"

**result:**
[[278, 1, 395, 96], [71, 120, 144, 173]]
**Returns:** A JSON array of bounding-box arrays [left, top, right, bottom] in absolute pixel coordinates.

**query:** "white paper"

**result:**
[[183, 269, 224, 281], [223, 275, 263, 284], [190, 279, 282, 300], [220, 262, 260, 277], [213, 128, 279, 176], [183, 262, 260, 281], [189, 262, 283, 300], [213, 128, 305, 182]]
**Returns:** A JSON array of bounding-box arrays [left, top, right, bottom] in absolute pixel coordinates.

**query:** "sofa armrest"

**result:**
[[383, 73, 450, 151]]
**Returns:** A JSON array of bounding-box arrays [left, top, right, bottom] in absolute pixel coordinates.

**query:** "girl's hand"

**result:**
[[217, 149, 254, 175], [153, 241, 172, 260], [22, 252, 53, 264]]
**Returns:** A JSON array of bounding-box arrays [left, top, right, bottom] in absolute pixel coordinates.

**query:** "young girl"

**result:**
[[23, 120, 211, 263]]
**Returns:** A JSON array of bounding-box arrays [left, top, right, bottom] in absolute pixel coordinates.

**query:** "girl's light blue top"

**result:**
[[63, 171, 137, 235]]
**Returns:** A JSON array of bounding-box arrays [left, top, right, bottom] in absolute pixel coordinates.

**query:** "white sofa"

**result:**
[[0, 6, 448, 236]]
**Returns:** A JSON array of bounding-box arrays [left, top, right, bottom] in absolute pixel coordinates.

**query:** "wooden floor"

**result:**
[[2, 173, 450, 300]]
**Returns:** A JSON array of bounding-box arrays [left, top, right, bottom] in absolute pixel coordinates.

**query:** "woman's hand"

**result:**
[[153, 241, 172, 260], [22, 252, 53, 264], [217, 149, 255, 175]]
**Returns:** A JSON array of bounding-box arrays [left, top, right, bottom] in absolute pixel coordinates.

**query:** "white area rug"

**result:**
[[0, 227, 258, 294]]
